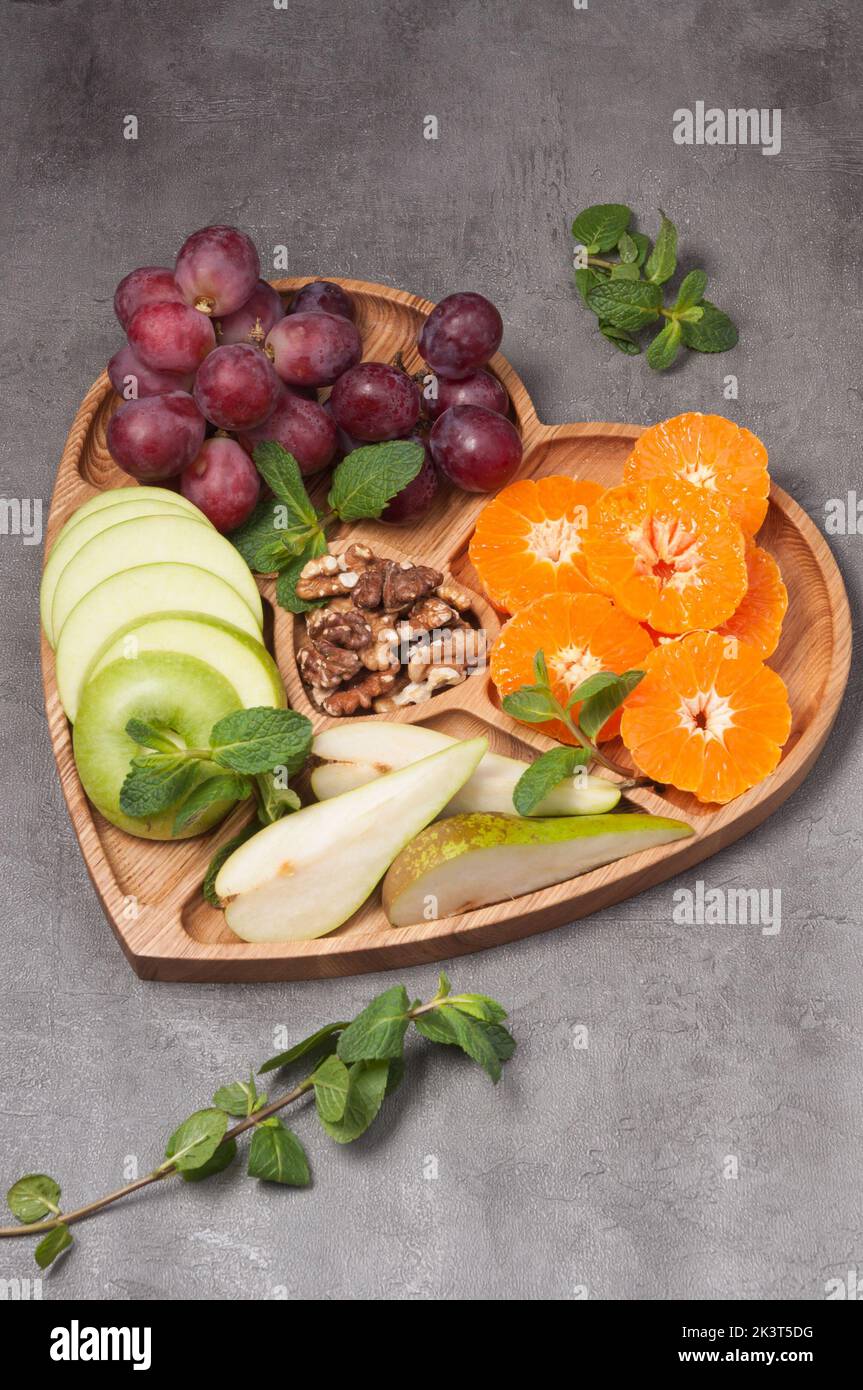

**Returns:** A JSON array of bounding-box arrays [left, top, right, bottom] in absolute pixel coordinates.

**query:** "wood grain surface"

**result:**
[[41, 278, 853, 981]]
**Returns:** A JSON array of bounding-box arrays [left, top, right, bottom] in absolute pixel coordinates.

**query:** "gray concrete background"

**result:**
[[1, 0, 860, 1301]]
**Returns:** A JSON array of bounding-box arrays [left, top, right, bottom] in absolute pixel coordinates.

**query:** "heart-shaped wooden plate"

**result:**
[[42, 278, 852, 980]]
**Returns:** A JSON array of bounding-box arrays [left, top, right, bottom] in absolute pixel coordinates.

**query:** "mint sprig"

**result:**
[[572, 203, 737, 369], [2, 974, 514, 1268], [230, 439, 425, 611], [503, 649, 649, 791]]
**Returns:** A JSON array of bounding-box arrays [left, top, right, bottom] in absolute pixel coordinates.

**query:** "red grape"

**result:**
[[290, 280, 355, 320], [128, 301, 216, 374], [322, 398, 361, 457], [242, 386, 337, 476], [180, 436, 261, 532], [266, 311, 361, 387], [425, 368, 508, 421], [329, 362, 420, 441], [108, 344, 193, 399], [419, 292, 503, 380], [114, 266, 184, 331], [193, 343, 280, 431], [380, 437, 439, 523], [217, 280, 285, 346], [429, 404, 522, 493], [107, 392, 206, 481], [174, 225, 259, 316]]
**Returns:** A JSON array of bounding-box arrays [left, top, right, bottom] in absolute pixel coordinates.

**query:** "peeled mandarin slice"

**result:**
[[582, 476, 747, 634], [491, 591, 654, 744], [716, 543, 788, 659], [468, 475, 603, 613], [623, 412, 770, 536], [620, 629, 791, 804]]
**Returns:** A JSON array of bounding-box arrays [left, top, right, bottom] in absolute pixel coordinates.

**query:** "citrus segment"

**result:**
[[582, 477, 747, 633], [624, 412, 769, 536], [491, 592, 654, 744], [620, 630, 791, 803], [716, 543, 787, 659], [469, 475, 604, 613]]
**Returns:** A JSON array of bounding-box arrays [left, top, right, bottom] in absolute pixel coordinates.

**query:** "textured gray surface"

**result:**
[[0, 0, 860, 1302]]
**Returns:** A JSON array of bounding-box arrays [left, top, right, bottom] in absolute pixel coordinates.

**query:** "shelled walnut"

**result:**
[[295, 544, 486, 716]]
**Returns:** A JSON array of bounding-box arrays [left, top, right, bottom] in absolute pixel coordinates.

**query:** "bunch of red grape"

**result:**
[[106, 224, 521, 533]]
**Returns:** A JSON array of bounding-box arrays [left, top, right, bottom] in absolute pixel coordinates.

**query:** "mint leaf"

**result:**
[[125, 718, 181, 754], [681, 301, 738, 352], [312, 1054, 351, 1123], [609, 262, 640, 281], [512, 747, 591, 816], [210, 706, 313, 776], [258, 1021, 350, 1075], [577, 669, 644, 740], [119, 756, 199, 818], [674, 269, 707, 313], [252, 442, 319, 526], [646, 319, 683, 371], [600, 323, 641, 355], [254, 772, 301, 825], [337, 985, 410, 1062], [533, 650, 550, 686], [328, 440, 424, 522], [445, 993, 508, 1024], [165, 1108, 228, 1173], [181, 1138, 237, 1183], [229, 499, 292, 572], [617, 231, 638, 263], [213, 1077, 265, 1117], [7, 1174, 61, 1223], [275, 531, 330, 615], [587, 280, 662, 330], [630, 231, 651, 266], [566, 671, 621, 705], [645, 211, 678, 285], [247, 1120, 310, 1186], [35, 1223, 72, 1269], [415, 1006, 502, 1083], [172, 773, 252, 834], [203, 825, 258, 908], [571, 203, 631, 253], [482, 1022, 517, 1062], [573, 266, 603, 306], [317, 1059, 390, 1144], [501, 685, 562, 725]]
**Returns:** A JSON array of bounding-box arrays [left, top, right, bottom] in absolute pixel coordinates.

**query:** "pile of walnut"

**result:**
[[295, 543, 486, 717]]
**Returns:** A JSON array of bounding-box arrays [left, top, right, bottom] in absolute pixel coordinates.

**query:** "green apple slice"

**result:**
[[383, 811, 694, 926], [51, 513, 263, 641], [73, 651, 243, 840], [41, 498, 210, 645], [311, 720, 621, 816], [54, 485, 205, 547], [216, 736, 488, 943], [89, 612, 285, 710], [56, 563, 263, 722]]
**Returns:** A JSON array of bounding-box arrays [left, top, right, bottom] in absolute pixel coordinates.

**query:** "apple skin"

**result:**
[[73, 651, 243, 840]]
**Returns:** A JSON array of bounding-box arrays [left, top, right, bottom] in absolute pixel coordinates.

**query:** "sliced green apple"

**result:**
[[73, 650, 243, 840], [216, 736, 488, 943], [51, 513, 263, 641], [383, 811, 695, 926], [41, 497, 209, 645], [88, 612, 285, 710], [311, 720, 621, 816], [57, 563, 263, 722], [54, 485, 205, 547]]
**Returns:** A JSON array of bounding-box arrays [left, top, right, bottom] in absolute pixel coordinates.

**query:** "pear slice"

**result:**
[[382, 811, 694, 927], [311, 720, 621, 816], [216, 737, 488, 943]]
